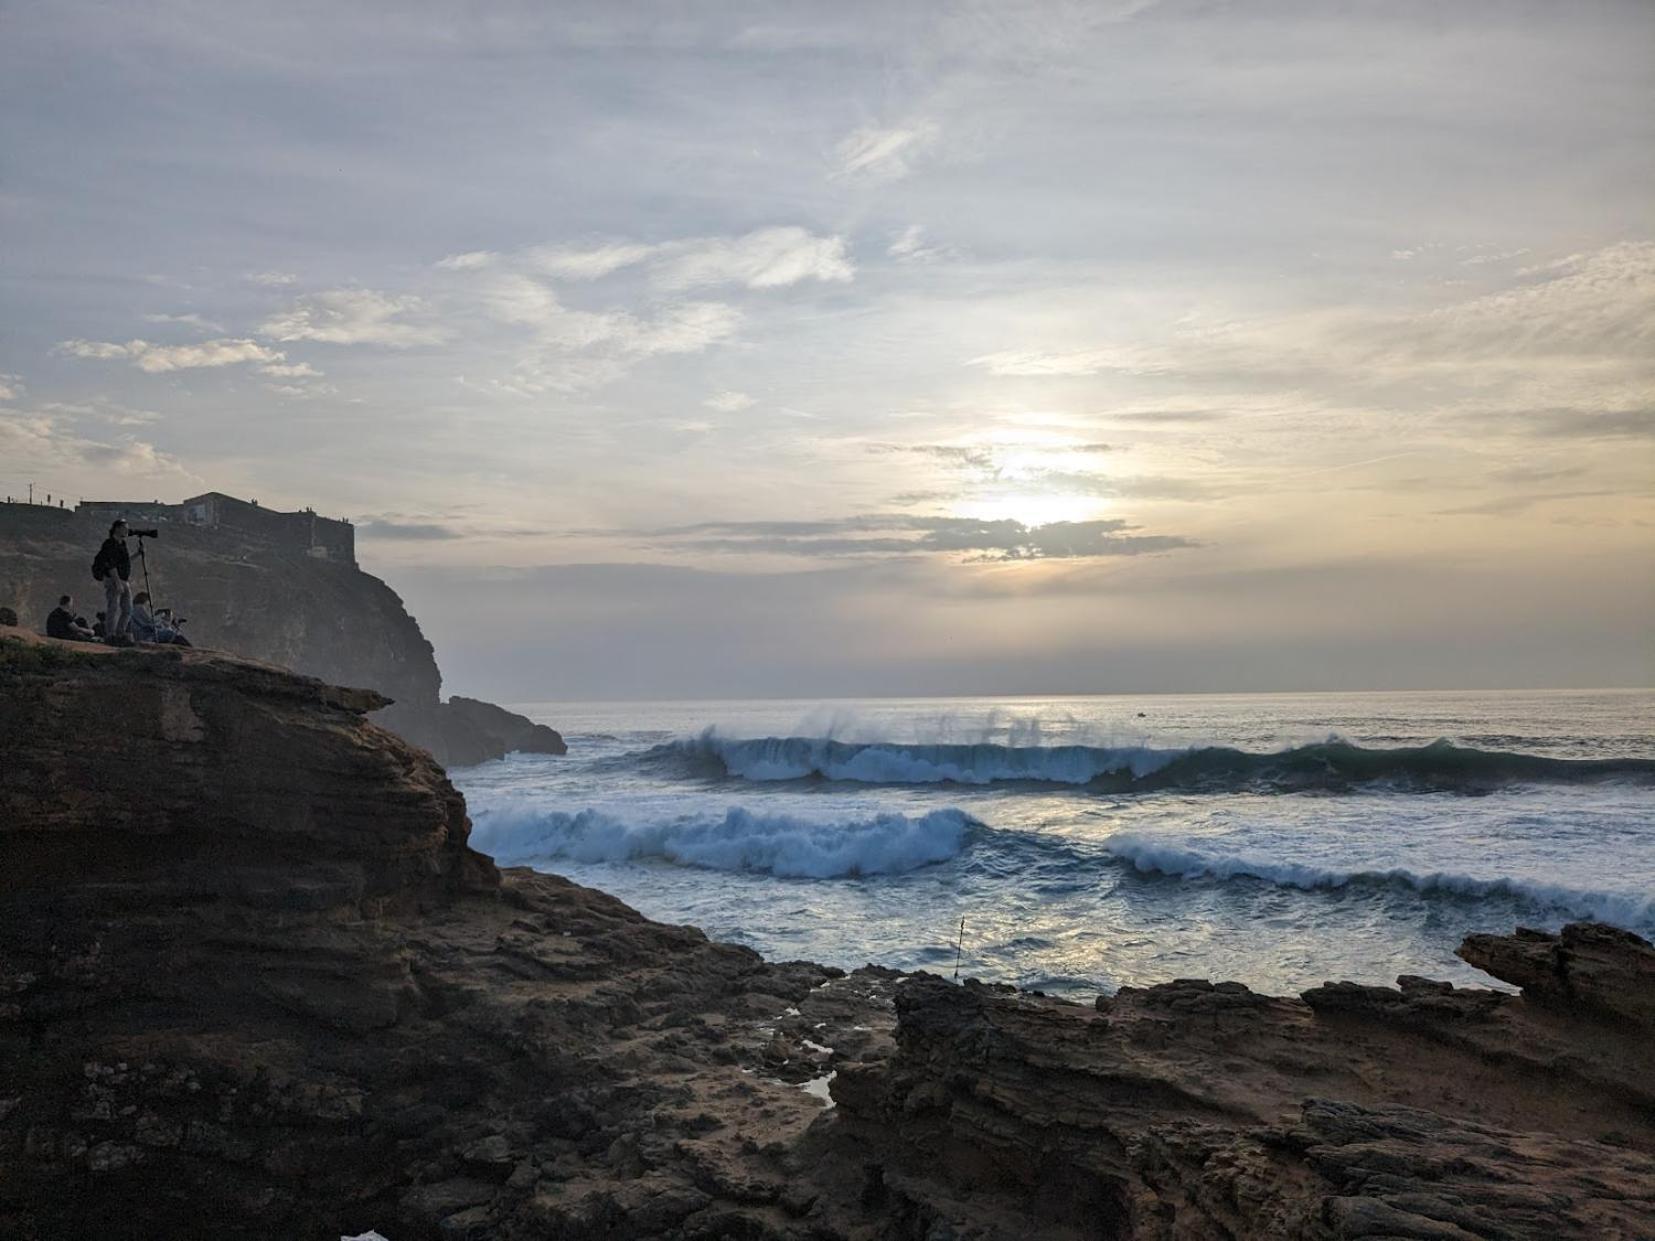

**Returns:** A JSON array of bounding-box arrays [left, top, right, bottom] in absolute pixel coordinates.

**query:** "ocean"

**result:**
[[452, 689, 1655, 999]]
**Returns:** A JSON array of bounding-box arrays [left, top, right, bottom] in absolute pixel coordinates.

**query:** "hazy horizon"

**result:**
[[4, 1, 1651, 699]]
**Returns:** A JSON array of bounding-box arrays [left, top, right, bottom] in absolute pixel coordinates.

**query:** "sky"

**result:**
[[2, 0, 1652, 699]]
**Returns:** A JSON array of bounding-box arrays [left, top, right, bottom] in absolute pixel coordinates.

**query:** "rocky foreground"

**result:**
[[2, 636, 1652, 1240]]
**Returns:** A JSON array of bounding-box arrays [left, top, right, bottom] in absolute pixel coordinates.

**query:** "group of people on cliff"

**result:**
[[46, 518, 190, 647]]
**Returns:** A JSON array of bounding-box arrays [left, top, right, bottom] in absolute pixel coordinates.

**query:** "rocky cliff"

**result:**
[[2, 634, 1651, 1240], [0, 501, 562, 765]]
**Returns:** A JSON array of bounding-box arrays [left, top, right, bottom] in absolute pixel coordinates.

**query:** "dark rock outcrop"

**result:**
[[1457, 921, 1655, 1029], [380, 694, 567, 768], [2, 633, 1651, 1240], [0, 636, 832, 1239], [0, 501, 560, 765], [822, 943, 1655, 1239]]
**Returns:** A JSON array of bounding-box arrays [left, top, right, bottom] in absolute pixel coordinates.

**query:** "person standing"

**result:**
[[92, 519, 133, 644]]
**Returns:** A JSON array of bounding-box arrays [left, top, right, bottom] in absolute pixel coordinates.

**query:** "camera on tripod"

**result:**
[[129, 528, 160, 539]]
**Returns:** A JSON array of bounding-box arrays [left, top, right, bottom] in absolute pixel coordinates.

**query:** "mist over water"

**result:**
[[453, 689, 1655, 998]]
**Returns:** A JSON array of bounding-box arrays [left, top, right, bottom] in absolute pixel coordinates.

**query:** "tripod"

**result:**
[[131, 534, 158, 612]]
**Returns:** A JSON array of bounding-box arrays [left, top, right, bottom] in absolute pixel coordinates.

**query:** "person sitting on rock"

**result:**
[[46, 594, 97, 642], [129, 592, 191, 646]]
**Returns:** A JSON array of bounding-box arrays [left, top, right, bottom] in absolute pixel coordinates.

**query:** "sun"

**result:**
[[952, 491, 1103, 529]]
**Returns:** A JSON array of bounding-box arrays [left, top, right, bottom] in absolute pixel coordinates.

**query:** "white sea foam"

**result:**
[[1102, 832, 1655, 929], [470, 803, 976, 878]]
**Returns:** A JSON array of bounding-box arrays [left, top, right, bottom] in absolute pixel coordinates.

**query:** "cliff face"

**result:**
[[2, 635, 1651, 1241], [0, 502, 561, 764], [0, 636, 840, 1240]]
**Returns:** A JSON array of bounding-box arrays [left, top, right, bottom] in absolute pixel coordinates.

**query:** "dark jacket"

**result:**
[[47, 606, 77, 640], [94, 537, 131, 582]]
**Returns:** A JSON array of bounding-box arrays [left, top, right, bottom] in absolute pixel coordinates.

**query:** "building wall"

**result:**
[[77, 501, 192, 528]]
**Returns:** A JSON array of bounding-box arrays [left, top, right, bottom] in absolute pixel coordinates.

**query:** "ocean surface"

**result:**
[[451, 690, 1655, 999]]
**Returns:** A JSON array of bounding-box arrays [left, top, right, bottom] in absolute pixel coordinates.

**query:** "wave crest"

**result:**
[[1103, 832, 1655, 928], [469, 803, 977, 879], [645, 733, 1655, 792]]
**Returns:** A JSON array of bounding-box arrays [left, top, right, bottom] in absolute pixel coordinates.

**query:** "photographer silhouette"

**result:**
[[90, 519, 134, 644]]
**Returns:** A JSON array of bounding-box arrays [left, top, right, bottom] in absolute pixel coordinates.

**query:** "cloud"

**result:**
[[834, 119, 939, 180], [58, 337, 286, 373], [651, 227, 853, 291], [1029, 470, 1225, 501], [0, 411, 199, 489], [870, 442, 1001, 472], [887, 224, 948, 263], [616, 513, 1195, 562], [434, 250, 498, 271], [705, 390, 755, 412], [1436, 490, 1616, 517], [477, 272, 742, 393], [142, 312, 224, 332], [260, 289, 445, 346], [452, 227, 853, 292], [356, 518, 461, 540], [245, 270, 297, 286], [0, 373, 22, 402], [1519, 408, 1655, 440], [969, 346, 1165, 377], [525, 241, 656, 280], [257, 361, 323, 379]]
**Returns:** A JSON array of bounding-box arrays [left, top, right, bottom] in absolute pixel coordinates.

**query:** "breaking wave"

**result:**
[[1103, 832, 1655, 929], [468, 803, 978, 879], [641, 733, 1655, 792]]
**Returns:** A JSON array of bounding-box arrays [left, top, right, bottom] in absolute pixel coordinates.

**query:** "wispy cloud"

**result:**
[[705, 390, 755, 412], [261, 289, 445, 347], [356, 517, 461, 540], [58, 337, 286, 373], [486, 227, 853, 291], [887, 224, 949, 263], [434, 250, 498, 271], [524, 241, 657, 280], [834, 119, 939, 181], [613, 513, 1195, 562], [651, 227, 853, 291], [142, 312, 224, 332]]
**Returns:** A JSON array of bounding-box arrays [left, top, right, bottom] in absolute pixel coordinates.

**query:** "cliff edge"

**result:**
[[0, 501, 563, 765], [2, 635, 1651, 1240]]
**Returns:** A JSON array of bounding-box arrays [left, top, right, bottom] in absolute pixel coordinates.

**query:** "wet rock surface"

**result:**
[[2, 634, 1651, 1239]]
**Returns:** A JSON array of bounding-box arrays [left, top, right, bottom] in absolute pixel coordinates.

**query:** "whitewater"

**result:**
[[453, 689, 1655, 997]]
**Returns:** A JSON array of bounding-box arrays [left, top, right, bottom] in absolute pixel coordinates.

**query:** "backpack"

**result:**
[[91, 544, 109, 582]]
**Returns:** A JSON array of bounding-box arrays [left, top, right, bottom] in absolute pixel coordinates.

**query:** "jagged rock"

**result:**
[[1457, 922, 1655, 1029], [821, 935, 1655, 1239]]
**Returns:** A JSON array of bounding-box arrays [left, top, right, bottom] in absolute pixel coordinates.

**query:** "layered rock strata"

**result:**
[[2, 634, 1651, 1240]]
